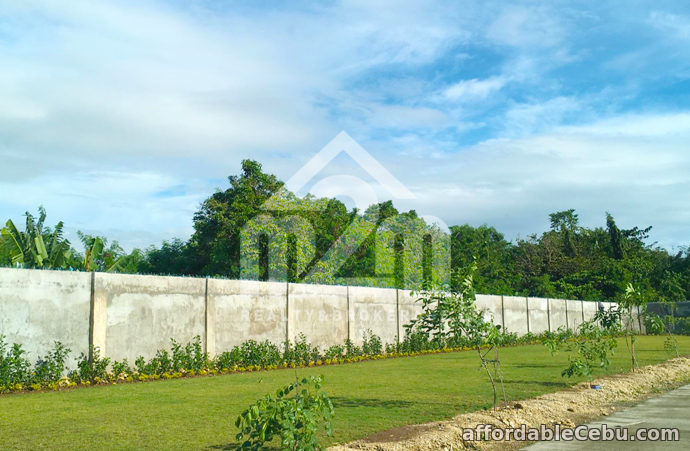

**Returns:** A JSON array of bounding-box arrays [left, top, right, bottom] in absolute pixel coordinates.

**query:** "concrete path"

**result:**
[[525, 384, 690, 450]]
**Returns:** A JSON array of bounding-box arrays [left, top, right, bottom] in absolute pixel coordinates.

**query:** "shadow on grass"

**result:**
[[210, 441, 280, 450], [512, 363, 561, 369], [502, 379, 568, 388], [330, 396, 413, 408]]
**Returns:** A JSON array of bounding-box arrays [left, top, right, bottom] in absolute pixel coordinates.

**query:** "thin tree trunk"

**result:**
[[495, 347, 507, 403], [629, 311, 637, 371], [478, 347, 497, 410]]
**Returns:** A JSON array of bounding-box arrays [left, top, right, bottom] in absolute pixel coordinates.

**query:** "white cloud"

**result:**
[[0, 170, 212, 251], [0, 0, 689, 252], [443, 76, 507, 101], [503, 96, 583, 137], [486, 6, 565, 49], [391, 112, 690, 249], [649, 11, 690, 41]]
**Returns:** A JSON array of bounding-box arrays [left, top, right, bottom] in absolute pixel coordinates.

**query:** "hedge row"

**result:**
[[1, 330, 546, 394]]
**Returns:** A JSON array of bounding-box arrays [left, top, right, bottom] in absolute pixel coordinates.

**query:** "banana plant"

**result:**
[[81, 234, 104, 271], [78, 232, 126, 272], [0, 207, 72, 269]]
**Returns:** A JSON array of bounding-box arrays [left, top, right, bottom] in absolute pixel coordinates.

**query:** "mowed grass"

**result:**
[[1, 335, 688, 449]]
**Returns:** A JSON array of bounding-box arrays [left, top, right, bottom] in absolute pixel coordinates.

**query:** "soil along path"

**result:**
[[332, 357, 690, 450]]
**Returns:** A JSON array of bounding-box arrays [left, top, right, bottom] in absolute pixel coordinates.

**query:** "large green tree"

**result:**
[[190, 160, 284, 277]]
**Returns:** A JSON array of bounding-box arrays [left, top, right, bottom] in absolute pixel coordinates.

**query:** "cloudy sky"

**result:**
[[1, 0, 689, 251]]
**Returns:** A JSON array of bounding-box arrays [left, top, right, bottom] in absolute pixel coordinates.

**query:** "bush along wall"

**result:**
[[0, 330, 562, 394]]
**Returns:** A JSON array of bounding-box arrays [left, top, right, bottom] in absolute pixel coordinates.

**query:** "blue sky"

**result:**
[[0, 0, 689, 251]]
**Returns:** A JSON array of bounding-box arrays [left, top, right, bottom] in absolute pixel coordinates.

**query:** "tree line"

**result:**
[[1, 160, 688, 303]]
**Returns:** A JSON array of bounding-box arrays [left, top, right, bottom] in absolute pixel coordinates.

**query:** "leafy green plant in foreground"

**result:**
[[560, 321, 617, 383], [619, 283, 646, 371], [406, 261, 508, 409], [235, 375, 334, 450], [544, 307, 620, 383]]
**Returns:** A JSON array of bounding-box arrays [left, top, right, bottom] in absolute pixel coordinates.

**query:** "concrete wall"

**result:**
[[476, 294, 503, 327], [0, 268, 91, 361], [0, 268, 618, 362], [502, 296, 529, 335], [527, 297, 549, 334], [97, 273, 206, 363], [211, 279, 287, 353], [566, 299, 584, 331], [397, 289, 425, 340], [549, 298, 568, 331], [288, 283, 348, 349], [349, 286, 397, 346], [583, 301, 598, 323]]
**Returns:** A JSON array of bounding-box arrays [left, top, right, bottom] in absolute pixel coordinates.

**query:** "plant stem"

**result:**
[[495, 347, 507, 403], [477, 346, 497, 410]]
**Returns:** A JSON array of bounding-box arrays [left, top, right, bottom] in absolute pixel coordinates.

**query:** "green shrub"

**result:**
[[499, 331, 519, 345], [239, 340, 281, 368], [644, 313, 665, 335], [70, 346, 110, 383], [284, 334, 320, 365], [170, 338, 188, 372], [214, 349, 241, 371], [32, 341, 70, 386], [0, 336, 32, 391], [344, 339, 361, 357], [594, 307, 622, 335], [151, 349, 173, 374], [111, 359, 132, 378], [362, 330, 382, 355], [168, 336, 208, 372], [324, 344, 344, 359], [398, 330, 436, 353], [235, 375, 334, 450], [134, 355, 150, 375]]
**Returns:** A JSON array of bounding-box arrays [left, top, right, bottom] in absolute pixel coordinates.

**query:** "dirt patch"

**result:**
[[331, 357, 690, 450]]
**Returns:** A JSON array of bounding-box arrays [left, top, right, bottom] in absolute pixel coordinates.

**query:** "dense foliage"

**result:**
[[2, 160, 688, 303]]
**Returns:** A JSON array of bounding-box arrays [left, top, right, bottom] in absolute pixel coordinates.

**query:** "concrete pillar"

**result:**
[[395, 289, 400, 344], [526, 297, 530, 334], [89, 272, 107, 360], [565, 300, 569, 331], [637, 305, 643, 333], [347, 285, 355, 342], [500, 295, 505, 330], [580, 299, 585, 324], [204, 277, 216, 357], [286, 282, 293, 343], [547, 298, 551, 332]]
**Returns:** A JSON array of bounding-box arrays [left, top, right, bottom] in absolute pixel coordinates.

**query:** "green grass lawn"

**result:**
[[1, 335, 688, 449]]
